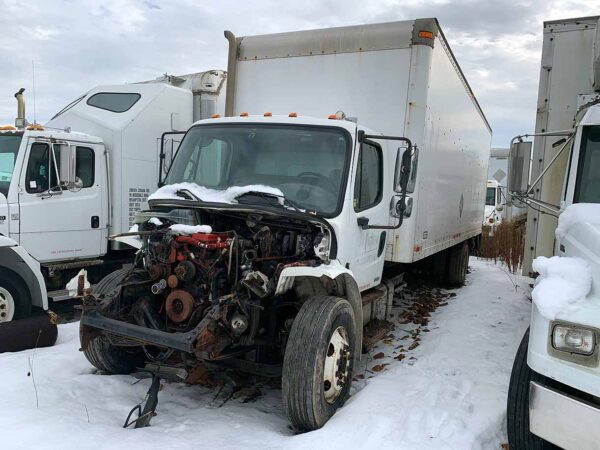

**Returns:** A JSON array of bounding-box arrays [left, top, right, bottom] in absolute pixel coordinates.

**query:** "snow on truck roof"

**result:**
[[232, 18, 491, 133]]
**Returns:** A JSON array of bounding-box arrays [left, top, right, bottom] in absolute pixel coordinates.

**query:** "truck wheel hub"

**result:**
[[323, 326, 350, 404], [0, 287, 15, 322]]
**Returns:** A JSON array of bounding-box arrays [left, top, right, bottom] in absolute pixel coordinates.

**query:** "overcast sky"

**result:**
[[1, 0, 598, 146]]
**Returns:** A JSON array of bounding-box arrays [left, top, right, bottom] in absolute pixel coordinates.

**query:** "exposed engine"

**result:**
[[97, 208, 329, 362]]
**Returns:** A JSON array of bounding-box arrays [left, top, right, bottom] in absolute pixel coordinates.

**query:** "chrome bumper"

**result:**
[[529, 382, 600, 449]]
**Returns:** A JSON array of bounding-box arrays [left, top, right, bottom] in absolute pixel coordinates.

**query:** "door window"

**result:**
[[25, 143, 57, 193], [76, 147, 95, 188], [25, 143, 96, 193], [354, 142, 383, 211]]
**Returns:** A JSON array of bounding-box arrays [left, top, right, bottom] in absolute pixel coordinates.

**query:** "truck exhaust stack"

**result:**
[[14, 88, 26, 129]]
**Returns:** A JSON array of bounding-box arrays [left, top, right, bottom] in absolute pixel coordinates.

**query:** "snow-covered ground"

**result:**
[[1, 258, 531, 450]]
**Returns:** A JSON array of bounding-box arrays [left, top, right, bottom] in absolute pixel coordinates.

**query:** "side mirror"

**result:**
[[395, 146, 417, 193], [508, 141, 532, 194]]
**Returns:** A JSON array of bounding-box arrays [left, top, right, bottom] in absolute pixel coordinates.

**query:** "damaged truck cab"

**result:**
[[80, 18, 491, 431]]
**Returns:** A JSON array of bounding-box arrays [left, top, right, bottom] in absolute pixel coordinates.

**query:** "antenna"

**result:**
[[32, 60, 37, 125]]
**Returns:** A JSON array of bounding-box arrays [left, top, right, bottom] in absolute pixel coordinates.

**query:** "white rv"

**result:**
[[506, 16, 600, 449], [0, 70, 225, 321], [79, 18, 491, 431]]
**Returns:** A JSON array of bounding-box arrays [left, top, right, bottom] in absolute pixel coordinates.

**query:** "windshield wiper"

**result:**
[[236, 191, 311, 215], [176, 189, 200, 201]]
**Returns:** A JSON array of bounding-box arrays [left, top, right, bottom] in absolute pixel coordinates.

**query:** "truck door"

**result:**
[[350, 139, 389, 291], [18, 140, 105, 263]]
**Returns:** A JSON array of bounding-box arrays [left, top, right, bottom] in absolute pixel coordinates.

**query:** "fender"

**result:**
[[275, 260, 363, 359], [0, 235, 48, 310]]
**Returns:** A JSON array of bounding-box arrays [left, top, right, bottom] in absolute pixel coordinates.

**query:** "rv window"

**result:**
[[574, 126, 600, 203], [354, 142, 383, 211], [86, 92, 141, 113], [76, 147, 95, 188], [25, 143, 59, 193]]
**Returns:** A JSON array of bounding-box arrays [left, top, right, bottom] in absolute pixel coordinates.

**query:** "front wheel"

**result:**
[[0, 273, 31, 322], [282, 296, 356, 431], [507, 329, 558, 449]]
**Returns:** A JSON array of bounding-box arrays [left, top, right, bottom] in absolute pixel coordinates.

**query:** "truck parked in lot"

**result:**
[[0, 71, 225, 321], [79, 18, 491, 430], [506, 16, 600, 449], [484, 179, 503, 229]]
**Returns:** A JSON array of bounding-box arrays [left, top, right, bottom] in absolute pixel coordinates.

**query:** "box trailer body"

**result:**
[[523, 16, 600, 276], [226, 19, 491, 265]]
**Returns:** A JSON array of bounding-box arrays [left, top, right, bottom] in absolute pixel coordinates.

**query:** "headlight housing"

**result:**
[[552, 324, 595, 355]]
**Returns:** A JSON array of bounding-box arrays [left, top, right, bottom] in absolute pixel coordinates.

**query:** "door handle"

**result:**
[[357, 217, 370, 229]]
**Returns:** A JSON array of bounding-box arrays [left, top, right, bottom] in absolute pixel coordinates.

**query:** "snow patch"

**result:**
[[148, 217, 163, 226], [556, 203, 600, 239], [169, 224, 213, 235], [128, 224, 139, 233], [532, 256, 593, 320], [148, 182, 284, 205]]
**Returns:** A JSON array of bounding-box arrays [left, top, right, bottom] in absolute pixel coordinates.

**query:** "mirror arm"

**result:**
[[525, 134, 574, 196]]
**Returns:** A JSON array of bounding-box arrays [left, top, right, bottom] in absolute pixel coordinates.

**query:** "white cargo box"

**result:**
[[224, 18, 491, 263]]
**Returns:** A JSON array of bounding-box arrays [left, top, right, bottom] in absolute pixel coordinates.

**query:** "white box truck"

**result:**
[[0, 70, 225, 322], [79, 18, 491, 430], [506, 16, 600, 449]]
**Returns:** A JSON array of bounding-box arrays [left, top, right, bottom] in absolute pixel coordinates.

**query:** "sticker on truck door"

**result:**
[[128, 188, 150, 227]]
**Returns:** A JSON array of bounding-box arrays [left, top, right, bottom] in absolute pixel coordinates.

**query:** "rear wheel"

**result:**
[[0, 273, 31, 322], [447, 241, 469, 286], [282, 296, 356, 431], [80, 268, 144, 374], [507, 329, 558, 449]]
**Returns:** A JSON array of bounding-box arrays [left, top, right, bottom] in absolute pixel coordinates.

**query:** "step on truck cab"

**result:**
[[79, 18, 491, 430], [0, 70, 225, 321], [506, 16, 600, 449]]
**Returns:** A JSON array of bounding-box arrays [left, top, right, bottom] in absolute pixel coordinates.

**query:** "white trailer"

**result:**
[[506, 16, 600, 449], [0, 70, 225, 321], [79, 18, 491, 431]]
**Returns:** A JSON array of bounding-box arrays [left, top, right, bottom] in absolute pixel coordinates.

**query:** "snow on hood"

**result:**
[[148, 182, 285, 205], [532, 255, 593, 320], [556, 203, 600, 240], [169, 224, 213, 235]]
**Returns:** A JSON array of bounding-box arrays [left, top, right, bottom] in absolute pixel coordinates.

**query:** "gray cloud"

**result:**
[[0, 0, 598, 146]]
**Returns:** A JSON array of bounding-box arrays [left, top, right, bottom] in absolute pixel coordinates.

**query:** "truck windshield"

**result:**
[[574, 126, 600, 203], [165, 124, 350, 216], [0, 134, 22, 196], [485, 187, 496, 206]]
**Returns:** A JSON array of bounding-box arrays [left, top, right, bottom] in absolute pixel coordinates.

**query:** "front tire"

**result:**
[[0, 273, 31, 322], [80, 268, 144, 374], [282, 296, 356, 431], [507, 329, 557, 449]]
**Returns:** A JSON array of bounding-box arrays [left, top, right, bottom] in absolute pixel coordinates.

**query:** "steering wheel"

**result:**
[[297, 171, 337, 192]]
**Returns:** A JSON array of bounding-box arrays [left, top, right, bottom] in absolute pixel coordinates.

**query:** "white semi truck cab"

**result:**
[[0, 71, 225, 321], [483, 179, 503, 228], [506, 16, 600, 449], [78, 18, 491, 431]]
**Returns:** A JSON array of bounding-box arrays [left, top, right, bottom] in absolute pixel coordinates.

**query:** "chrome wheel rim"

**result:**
[[0, 287, 15, 322], [323, 326, 351, 404]]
